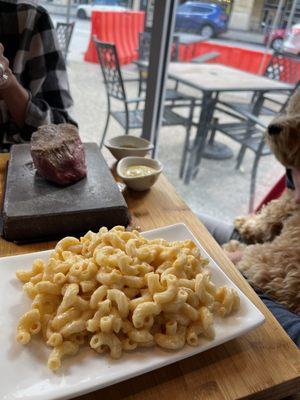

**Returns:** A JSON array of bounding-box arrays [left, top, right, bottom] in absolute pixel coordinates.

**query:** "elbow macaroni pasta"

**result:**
[[16, 226, 240, 370]]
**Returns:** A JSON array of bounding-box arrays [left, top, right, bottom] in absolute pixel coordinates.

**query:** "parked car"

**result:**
[[263, 28, 286, 51], [77, 0, 127, 19], [175, 2, 229, 38], [283, 23, 300, 55]]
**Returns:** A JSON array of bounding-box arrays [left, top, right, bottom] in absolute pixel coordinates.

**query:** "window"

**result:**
[[192, 5, 213, 14], [47, 0, 292, 220], [178, 5, 194, 13]]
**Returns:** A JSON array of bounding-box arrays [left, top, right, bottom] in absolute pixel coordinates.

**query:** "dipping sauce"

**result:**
[[124, 165, 157, 177]]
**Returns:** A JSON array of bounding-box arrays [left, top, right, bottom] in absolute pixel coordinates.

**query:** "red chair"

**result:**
[[255, 175, 286, 212]]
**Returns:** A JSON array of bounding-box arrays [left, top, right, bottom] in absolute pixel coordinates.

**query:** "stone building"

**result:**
[[229, 0, 300, 31]]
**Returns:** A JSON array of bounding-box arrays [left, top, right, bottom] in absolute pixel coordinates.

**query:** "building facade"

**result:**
[[43, 0, 300, 32], [229, 0, 300, 31]]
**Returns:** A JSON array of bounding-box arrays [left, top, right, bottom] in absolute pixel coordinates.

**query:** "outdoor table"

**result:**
[[0, 152, 299, 400], [134, 61, 293, 182], [167, 63, 294, 183]]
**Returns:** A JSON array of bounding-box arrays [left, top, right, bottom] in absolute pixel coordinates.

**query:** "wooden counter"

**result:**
[[0, 153, 299, 400]]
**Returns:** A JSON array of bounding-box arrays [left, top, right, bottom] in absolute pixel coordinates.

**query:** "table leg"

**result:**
[[185, 90, 229, 182], [252, 91, 265, 116], [202, 140, 234, 160], [197, 91, 234, 164], [202, 105, 233, 161], [202, 92, 265, 167], [184, 91, 214, 184]]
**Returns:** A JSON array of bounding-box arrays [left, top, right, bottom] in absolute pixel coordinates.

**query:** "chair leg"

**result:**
[[125, 105, 129, 135], [99, 112, 111, 149], [180, 100, 195, 179], [249, 153, 261, 213], [236, 145, 247, 170], [180, 123, 192, 179], [136, 75, 143, 110], [125, 123, 129, 135]]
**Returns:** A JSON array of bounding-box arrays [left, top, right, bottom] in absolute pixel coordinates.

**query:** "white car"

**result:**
[[283, 23, 300, 55], [77, 0, 127, 19]]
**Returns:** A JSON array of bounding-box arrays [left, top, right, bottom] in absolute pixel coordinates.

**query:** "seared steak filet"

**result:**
[[31, 124, 87, 186]]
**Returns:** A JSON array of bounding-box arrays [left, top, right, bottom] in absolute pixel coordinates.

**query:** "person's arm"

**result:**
[[20, 9, 77, 140], [1, 75, 30, 127], [0, 43, 29, 127], [1, 8, 76, 141]]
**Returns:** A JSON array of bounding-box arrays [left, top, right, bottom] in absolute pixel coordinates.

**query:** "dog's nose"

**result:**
[[268, 124, 282, 136]]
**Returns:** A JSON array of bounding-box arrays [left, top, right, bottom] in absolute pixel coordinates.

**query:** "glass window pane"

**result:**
[[44, 0, 293, 221]]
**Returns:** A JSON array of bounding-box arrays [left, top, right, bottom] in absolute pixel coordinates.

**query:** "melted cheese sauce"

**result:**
[[124, 165, 157, 177]]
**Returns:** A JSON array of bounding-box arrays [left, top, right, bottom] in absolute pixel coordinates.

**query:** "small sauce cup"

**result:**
[[105, 136, 154, 160], [117, 157, 163, 191]]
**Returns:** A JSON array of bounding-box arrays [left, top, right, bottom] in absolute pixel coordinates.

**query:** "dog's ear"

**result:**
[[268, 124, 282, 136]]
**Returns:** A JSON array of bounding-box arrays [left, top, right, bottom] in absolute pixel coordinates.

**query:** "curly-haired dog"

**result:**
[[224, 88, 300, 315]]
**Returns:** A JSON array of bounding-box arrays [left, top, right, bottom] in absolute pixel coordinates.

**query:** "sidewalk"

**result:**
[[221, 29, 264, 45], [40, 1, 77, 18]]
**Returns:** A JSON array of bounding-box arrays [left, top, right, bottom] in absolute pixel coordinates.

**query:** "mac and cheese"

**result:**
[[16, 226, 240, 370]]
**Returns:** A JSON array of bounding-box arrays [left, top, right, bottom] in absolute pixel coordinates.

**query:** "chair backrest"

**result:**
[[138, 31, 180, 62], [56, 22, 75, 60], [264, 52, 300, 84], [278, 79, 300, 112], [93, 38, 127, 102]]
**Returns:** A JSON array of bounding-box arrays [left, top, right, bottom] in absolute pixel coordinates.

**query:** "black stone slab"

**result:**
[[1, 143, 130, 242]]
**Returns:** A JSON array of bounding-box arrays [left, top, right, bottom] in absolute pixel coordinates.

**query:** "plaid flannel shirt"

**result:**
[[0, 0, 76, 149]]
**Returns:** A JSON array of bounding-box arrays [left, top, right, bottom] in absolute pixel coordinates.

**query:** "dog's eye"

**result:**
[[268, 124, 282, 135]]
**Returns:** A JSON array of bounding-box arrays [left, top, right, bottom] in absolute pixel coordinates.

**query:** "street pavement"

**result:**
[[50, 16, 267, 62]]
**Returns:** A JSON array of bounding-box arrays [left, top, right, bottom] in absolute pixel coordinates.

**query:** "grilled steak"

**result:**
[[31, 124, 87, 186]]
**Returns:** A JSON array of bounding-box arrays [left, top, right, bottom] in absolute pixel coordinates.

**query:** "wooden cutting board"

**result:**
[[1, 143, 130, 242]]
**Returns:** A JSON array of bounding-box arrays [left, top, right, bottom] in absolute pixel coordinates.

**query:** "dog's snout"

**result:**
[[268, 124, 282, 136]]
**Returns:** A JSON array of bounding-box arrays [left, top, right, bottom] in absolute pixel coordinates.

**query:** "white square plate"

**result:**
[[0, 223, 265, 400]]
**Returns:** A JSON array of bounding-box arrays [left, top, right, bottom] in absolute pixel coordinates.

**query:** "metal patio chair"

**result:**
[[209, 104, 273, 212], [56, 22, 75, 60], [219, 52, 300, 118], [93, 38, 195, 167], [214, 79, 300, 172], [209, 75, 300, 212]]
